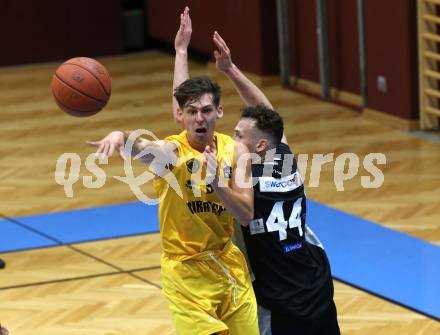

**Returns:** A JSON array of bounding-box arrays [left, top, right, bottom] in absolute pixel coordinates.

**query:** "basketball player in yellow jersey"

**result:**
[[87, 16, 259, 335]]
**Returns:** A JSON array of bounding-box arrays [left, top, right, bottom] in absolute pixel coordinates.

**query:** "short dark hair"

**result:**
[[174, 77, 221, 109], [241, 105, 284, 144]]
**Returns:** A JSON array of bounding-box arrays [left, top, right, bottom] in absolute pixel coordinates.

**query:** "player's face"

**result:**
[[233, 118, 257, 153], [181, 93, 223, 151]]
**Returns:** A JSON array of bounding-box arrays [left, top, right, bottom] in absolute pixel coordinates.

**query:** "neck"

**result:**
[[186, 134, 213, 152], [258, 143, 277, 162]]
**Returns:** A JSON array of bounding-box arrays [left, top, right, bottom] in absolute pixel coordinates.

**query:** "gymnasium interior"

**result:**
[[0, 1, 439, 334]]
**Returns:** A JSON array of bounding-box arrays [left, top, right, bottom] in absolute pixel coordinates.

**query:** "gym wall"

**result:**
[[0, 0, 419, 123], [0, 0, 123, 66], [145, 0, 279, 75], [364, 0, 418, 121], [145, 0, 418, 122], [287, 0, 418, 121]]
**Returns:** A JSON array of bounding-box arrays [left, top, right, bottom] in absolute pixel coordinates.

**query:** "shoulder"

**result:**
[[158, 140, 178, 151], [214, 132, 234, 144], [163, 131, 188, 156], [276, 142, 293, 155], [165, 130, 187, 143], [214, 132, 235, 159]]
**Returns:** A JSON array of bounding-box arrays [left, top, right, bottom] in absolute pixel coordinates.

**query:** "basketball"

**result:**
[[51, 57, 111, 117]]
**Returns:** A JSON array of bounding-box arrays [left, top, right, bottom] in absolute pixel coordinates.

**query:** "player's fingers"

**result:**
[[213, 50, 220, 60], [206, 154, 217, 174], [214, 31, 230, 53], [183, 14, 191, 32], [186, 18, 192, 31], [213, 37, 227, 56], [182, 6, 189, 19], [118, 147, 127, 161], [102, 142, 110, 157], [210, 141, 217, 153], [106, 143, 113, 157], [203, 148, 216, 162], [108, 143, 115, 158], [213, 34, 222, 48], [214, 31, 225, 46], [86, 140, 100, 147], [186, 8, 192, 24], [96, 142, 106, 154], [215, 31, 225, 44]]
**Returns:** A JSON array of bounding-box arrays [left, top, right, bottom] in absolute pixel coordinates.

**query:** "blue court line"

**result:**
[[0, 200, 439, 320], [0, 202, 159, 253], [307, 200, 440, 320], [0, 217, 58, 252]]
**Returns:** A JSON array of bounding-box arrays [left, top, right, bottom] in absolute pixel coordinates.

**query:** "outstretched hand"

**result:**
[[175, 6, 192, 53], [203, 141, 219, 186], [86, 131, 127, 160], [213, 31, 233, 73]]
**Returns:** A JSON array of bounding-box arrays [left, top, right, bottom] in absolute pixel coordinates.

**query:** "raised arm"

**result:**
[[204, 141, 253, 226], [173, 7, 192, 125], [213, 31, 273, 109], [213, 31, 287, 144]]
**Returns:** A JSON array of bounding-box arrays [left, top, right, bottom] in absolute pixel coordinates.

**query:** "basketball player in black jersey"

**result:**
[[173, 8, 340, 334], [213, 33, 341, 335]]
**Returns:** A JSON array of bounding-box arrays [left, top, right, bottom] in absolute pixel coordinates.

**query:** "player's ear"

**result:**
[[176, 107, 184, 122], [255, 138, 269, 154], [216, 105, 224, 119]]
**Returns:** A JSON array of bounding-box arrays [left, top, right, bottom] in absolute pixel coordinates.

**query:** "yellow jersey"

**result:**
[[153, 130, 236, 256]]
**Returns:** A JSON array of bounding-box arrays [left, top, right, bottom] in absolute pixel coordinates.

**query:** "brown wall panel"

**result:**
[[365, 0, 418, 120], [288, 0, 319, 82], [0, 0, 67, 66], [66, 0, 124, 58], [146, 0, 279, 75], [260, 0, 279, 74], [288, 0, 360, 95], [328, 0, 360, 94], [0, 0, 123, 67]]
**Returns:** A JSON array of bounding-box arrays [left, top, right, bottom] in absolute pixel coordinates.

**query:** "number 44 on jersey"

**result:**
[[250, 198, 303, 241]]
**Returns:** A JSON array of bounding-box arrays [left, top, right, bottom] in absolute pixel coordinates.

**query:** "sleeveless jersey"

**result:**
[[153, 130, 235, 256], [242, 143, 334, 319]]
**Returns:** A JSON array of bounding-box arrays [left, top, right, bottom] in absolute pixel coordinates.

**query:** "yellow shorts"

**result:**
[[161, 241, 259, 335]]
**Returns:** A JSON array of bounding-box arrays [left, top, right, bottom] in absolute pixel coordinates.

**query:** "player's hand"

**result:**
[[174, 6, 192, 54], [213, 31, 233, 73], [87, 131, 127, 160], [203, 142, 219, 187]]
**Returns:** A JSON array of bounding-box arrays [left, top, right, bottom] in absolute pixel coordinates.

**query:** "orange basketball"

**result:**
[[51, 57, 111, 117]]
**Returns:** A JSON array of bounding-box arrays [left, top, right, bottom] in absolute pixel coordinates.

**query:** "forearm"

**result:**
[[121, 130, 146, 157], [211, 184, 253, 226], [173, 50, 189, 120], [223, 64, 273, 109]]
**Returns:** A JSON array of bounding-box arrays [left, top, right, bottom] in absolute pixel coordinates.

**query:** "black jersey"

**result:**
[[242, 143, 334, 319]]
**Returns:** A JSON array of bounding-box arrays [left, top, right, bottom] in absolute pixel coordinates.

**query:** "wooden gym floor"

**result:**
[[0, 51, 439, 334]]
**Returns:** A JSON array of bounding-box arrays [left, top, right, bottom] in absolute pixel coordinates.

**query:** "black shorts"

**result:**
[[258, 301, 340, 335]]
